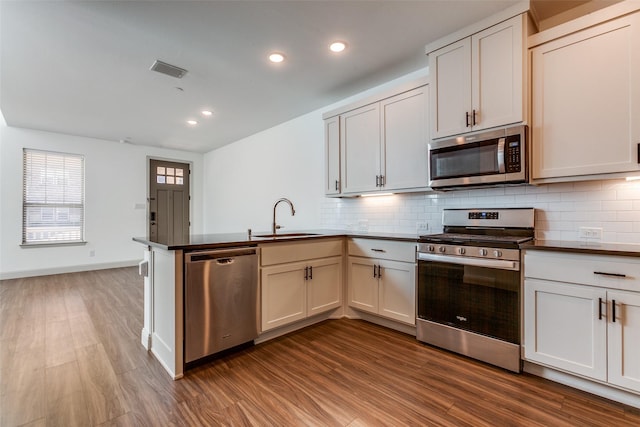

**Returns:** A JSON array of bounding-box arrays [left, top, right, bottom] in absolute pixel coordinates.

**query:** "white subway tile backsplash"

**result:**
[[320, 180, 640, 243]]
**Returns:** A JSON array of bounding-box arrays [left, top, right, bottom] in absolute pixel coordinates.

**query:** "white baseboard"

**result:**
[[0, 260, 140, 280], [141, 328, 151, 350], [523, 361, 640, 409]]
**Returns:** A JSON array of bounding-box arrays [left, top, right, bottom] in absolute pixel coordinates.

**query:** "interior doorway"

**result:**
[[148, 159, 190, 243]]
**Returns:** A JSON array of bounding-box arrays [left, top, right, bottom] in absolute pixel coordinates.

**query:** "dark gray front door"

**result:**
[[149, 159, 190, 244]]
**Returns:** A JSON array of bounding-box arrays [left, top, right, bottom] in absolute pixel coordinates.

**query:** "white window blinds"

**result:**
[[22, 149, 85, 244]]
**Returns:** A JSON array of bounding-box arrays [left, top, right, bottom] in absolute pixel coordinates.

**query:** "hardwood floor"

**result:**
[[2, 267, 640, 426]]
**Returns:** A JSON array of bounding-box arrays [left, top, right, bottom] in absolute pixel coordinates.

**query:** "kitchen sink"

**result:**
[[253, 232, 320, 238]]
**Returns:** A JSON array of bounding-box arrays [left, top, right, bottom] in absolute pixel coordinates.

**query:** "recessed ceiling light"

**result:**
[[201, 110, 213, 116], [329, 41, 347, 53], [186, 120, 198, 125], [269, 52, 285, 63]]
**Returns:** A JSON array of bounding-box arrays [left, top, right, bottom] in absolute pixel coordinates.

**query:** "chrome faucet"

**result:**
[[272, 198, 295, 234]]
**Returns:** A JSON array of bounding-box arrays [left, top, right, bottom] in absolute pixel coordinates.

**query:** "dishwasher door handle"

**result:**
[[216, 258, 235, 265], [186, 247, 256, 262]]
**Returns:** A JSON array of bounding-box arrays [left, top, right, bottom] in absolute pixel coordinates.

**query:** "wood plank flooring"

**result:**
[[2, 267, 640, 426]]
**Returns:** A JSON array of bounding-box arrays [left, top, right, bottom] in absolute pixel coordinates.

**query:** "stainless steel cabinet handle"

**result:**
[[375, 175, 379, 187], [472, 109, 477, 126], [377, 264, 382, 279], [304, 266, 309, 280], [309, 266, 313, 280], [380, 175, 385, 186], [371, 248, 385, 253], [373, 265, 378, 278], [594, 271, 627, 278], [465, 111, 470, 127], [335, 180, 339, 191]]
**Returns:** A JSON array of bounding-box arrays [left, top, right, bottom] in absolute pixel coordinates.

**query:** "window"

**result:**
[[22, 149, 85, 245], [156, 166, 184, 185]]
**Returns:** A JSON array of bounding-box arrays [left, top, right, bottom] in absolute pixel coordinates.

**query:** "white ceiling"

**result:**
[[0, 1, 583, 153]]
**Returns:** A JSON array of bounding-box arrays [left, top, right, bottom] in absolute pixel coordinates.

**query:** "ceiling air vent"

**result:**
[[150, 60, 188, 79]]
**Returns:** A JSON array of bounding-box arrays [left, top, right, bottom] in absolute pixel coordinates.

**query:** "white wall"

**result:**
[[202, 110, 324, 234], [202, 68, 430, 233], [0, 126, 203, 279]]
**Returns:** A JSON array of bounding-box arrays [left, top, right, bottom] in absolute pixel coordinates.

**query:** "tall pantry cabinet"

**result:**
[[529, 8, 640, 181]]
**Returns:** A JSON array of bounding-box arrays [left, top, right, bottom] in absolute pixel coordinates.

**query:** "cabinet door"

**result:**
[[340, 103, 381, 194], [531, 13, 640, 179], [348, 257, 378, 314], [607, 290, 640, 393], [307, 256, 343, 316], [324, 116, 341, 195], [524, 278, 607, 381], [471, 15, 523, 132], [261, 262, 306, 332], [429, 38, 472, 139], [381, 86, 430, 191], [378, 260, 416, 325]]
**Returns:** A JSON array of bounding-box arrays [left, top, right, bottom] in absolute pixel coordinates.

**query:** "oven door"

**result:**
[[417, 257, 520, 345]]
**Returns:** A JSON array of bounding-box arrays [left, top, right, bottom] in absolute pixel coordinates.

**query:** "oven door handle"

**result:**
[[417, 252, 519, 271]]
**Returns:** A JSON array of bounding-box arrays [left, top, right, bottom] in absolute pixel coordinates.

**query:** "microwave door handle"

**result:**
[[497, 137, 506, 173]]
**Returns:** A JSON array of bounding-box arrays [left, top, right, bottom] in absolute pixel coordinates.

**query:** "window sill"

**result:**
[[20, 241, 88, 249]]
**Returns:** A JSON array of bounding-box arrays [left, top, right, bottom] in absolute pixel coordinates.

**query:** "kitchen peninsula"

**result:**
[[133, 230, 418, 379]]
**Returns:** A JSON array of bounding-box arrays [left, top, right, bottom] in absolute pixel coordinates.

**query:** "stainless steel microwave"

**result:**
[[428, 124, 528, 190]]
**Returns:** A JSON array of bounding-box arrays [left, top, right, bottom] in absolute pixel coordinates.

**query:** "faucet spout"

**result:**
[[272, 198, 296, 234]]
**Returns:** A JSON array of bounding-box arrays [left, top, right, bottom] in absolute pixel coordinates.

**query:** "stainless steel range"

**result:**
[[416, 208, 535, 372]]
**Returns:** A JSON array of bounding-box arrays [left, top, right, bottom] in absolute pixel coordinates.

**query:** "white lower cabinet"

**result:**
[[524, 278, 607, 380], [260, 240, 343, 332], [524, 250, 640, 394], [607, 290, 640, 392], [348, 238, 416, 325]]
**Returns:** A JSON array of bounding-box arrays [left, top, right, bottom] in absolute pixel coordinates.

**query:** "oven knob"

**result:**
[[457, 247, 465, 255], [438, 246, 446, 253], [479, 249, 488, 256], [428, 245, 435, 252], [493, 250, 502, 258]]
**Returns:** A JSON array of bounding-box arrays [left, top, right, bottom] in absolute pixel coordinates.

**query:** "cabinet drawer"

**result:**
[[260, 238, 343, 266], [348, 238, 416, 263], [524, 250, 640, 292]]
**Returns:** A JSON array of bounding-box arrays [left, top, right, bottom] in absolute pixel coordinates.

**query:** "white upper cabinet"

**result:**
[[530, 11, 640, 181], [324, 116, 341, 195], [429, 14, 525, 139], [381, 86, 430, 191], [340, 103, 381, 194], [324, 78, 430, 196]]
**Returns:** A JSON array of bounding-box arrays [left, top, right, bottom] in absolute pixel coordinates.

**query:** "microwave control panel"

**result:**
[[505, 138, 521, 172]]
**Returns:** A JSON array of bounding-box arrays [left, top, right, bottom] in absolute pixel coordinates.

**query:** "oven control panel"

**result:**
[[468, 211, 499, 220], [417, 243, 520, 262]]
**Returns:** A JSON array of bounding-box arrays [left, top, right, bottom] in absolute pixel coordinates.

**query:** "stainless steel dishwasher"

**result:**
[[184, 247, 259, 363]]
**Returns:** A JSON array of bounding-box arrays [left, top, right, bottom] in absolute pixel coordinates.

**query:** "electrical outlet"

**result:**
[[416, 222, 429, 233], [579, 227, 603, 239]]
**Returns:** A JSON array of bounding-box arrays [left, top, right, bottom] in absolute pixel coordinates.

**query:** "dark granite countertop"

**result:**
[[133, 229, 419, 251], [521, 240, 640, 258]]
